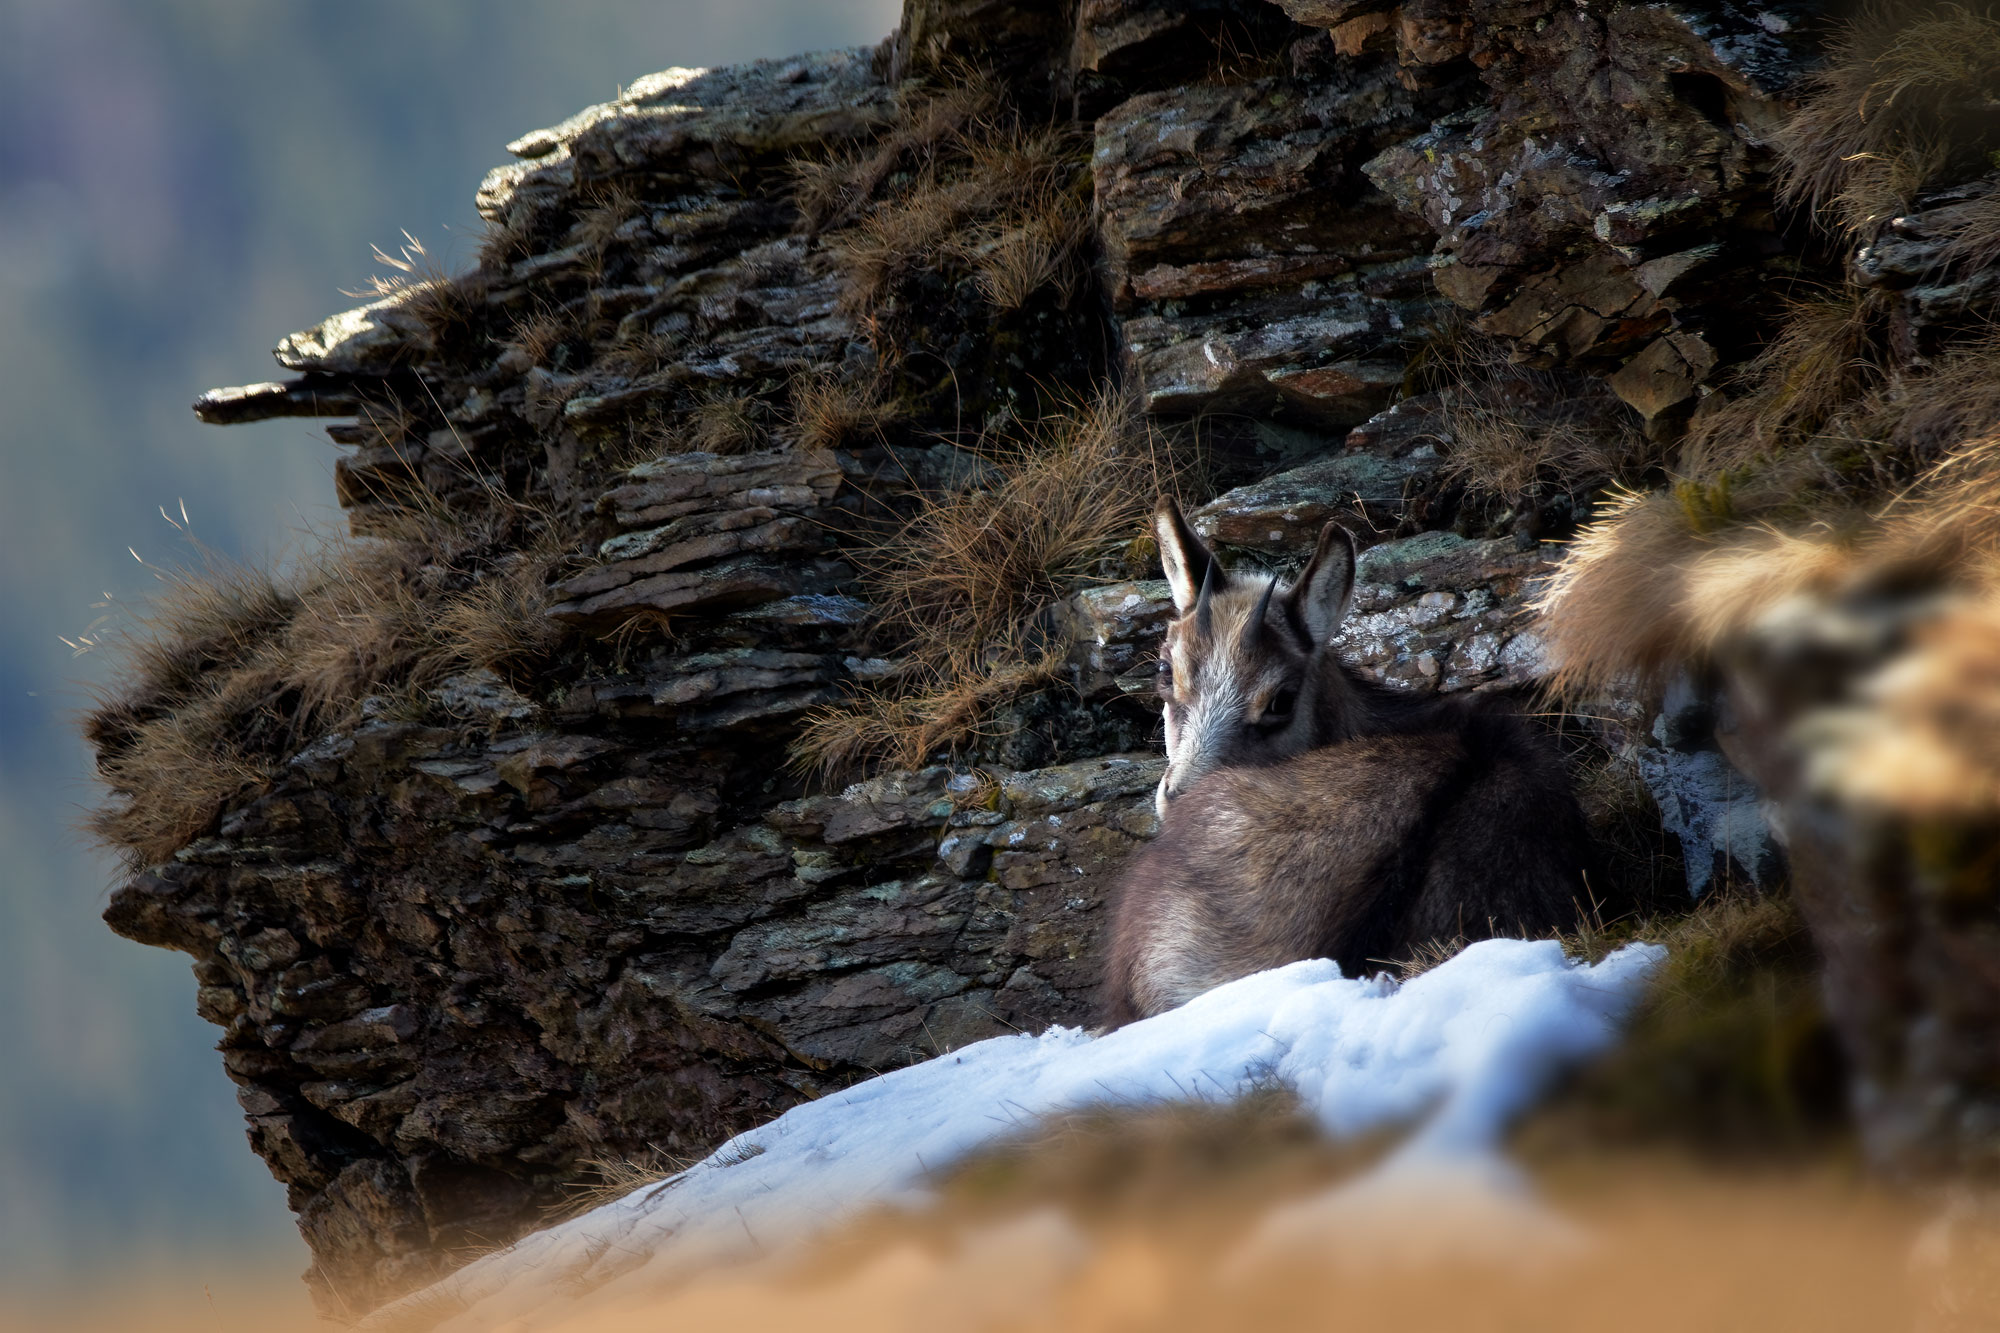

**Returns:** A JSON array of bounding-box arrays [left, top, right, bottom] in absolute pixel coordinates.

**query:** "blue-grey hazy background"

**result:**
[[0, 0, 899, 1299]]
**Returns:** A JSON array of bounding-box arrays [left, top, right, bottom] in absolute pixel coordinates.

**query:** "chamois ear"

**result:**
[[1285, 522, 1357, 647], [1154, 496, 1226, 614]]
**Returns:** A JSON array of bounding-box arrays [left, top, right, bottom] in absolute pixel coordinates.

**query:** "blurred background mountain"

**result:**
[[0, 0, 897, 1295]]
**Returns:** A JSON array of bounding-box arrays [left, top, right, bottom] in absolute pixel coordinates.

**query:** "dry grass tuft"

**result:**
[[790, 373, 900, 452], [1871, 326, 2000, 461], [970, 193, 1093, 313], [792, 389, 1168, 776], [791, 651, 1064, 778], [827, 120, 1089, 320], [1933, 179, 2000, 274], [1537, 411, 2000, 700], [686, 391, 768, 455], [1680, 291, 1892, 479], [862, 390, 1160, 661], [430, 553, 567, 678], [86, 503, 569, 868], [573, 183, 641, 255], [503, 307, 578, 370], [790, 77, 1001, 231], [1439, 402, 1649, 505], [478, 205, 541, 271], [1535, 495, 1879, 699], [596, 328, 677, 382], [1774, 2, 2000, 238], [1533, 287, 2000, 699], [1531, 489, 1712, 697], [1412, 329, 1651, 505], [547, 1147, 685, 1224], [349, 232, 490, 349]]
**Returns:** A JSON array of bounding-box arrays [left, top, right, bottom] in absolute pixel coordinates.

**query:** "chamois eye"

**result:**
[[1155, 657, 1174, 696], [1264, 688, 1297, 721]]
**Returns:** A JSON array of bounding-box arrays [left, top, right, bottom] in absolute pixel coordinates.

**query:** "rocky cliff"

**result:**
[[87, 0, 2000, 1316]]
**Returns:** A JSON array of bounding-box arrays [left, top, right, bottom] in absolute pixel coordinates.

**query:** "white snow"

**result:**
[[364, 938, 1663, 1331]]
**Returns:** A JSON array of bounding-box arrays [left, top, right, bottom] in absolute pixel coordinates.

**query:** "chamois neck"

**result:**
[[1311, 658, 1439, 743]]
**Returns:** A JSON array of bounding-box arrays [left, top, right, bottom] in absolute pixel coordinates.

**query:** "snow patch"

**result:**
[[367, 938, 1662, 1332]]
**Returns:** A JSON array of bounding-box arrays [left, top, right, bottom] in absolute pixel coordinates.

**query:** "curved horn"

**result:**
[[1242, 576, 1278, 650], [1194, 560, 1218, 635]]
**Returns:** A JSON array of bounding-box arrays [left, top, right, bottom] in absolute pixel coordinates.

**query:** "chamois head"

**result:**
[[1152, 498, 1358, 816]]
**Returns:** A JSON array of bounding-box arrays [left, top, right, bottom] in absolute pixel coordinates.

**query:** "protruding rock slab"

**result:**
[[192, 379, 368, 425], [1852, 175, 2000, 345], [478, 49, 899, 230], [550, 449, 848, 629], [275, 291, 438, 376], [1093, 60, 1461, 422], [1192, 451, 1437, 551], [1072, 0, 1306, 114], [1360, 2, 1811, 408]]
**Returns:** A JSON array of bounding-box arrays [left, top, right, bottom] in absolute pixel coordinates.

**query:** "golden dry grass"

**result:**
[[348, 232, 490, 349], [790, 372, 901, 452], [1871, 326, 2000, 462], [826, 118, 1090, 320], [1438, 401, 1648, 504], [503, 306, 578, 370], [1774, 2, 2000, 238], [971, 192, 1093, 313], [790, 77, 1001, 231], [792, 389, 1169, 776], [1680, 290, 1891, 479], [1934, 181, 2000, 274], [1530, 488, 1711, 696], [792, 651, 1067, 777], [1537, 416, 2000, 693], [573, 182, 641, 254], [686, 391, 767, 454], [86, 501, 569, 868], [862, 395, 1157, 662], [546, 1146, 687, 1224], [1413, 329, 1651, 504]]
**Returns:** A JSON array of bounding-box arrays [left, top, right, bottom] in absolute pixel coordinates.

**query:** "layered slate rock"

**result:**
[[1355, 0, 1815, 426], [108, 712, 1163, 1308], [1851, 173, 2000, 352], [267, 48, 898, 532], [1094, 54, 1468, 424], [1071, 0, 1308, 115], [549, 448, 849, 630]]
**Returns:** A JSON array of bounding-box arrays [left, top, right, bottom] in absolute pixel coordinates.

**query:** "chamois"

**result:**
[[1102, 498, 1596, 1026]]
